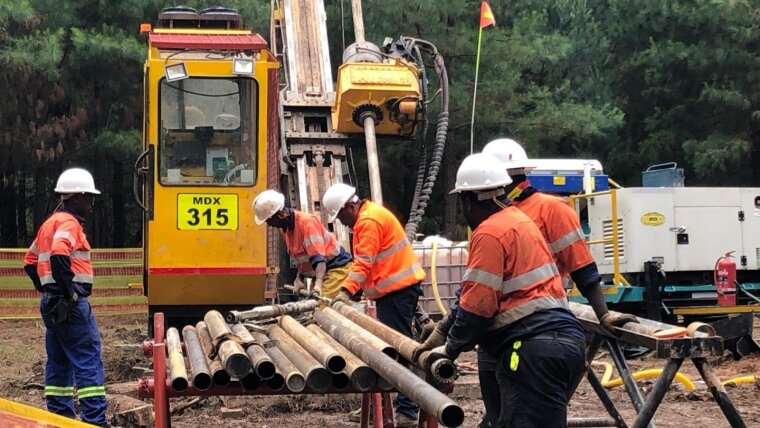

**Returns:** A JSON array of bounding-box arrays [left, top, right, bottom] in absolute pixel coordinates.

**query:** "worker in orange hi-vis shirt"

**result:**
[[322, 183, 425, 427], [23, 168, 107, 427], [479, 138, 638, 426], [253, 189, 352, 299], [414, 153, 588, 427]]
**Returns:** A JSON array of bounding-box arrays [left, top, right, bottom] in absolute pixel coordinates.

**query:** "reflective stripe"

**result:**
[[462, 268, 503, 290], [502, 263, 559, 293], [53, 230, 76, 247], [74, 274, 94, 283], [38, 252, 51, 262], [40, 275, 55, 285], [489, 296, 569, 331], [45, 385, 74, 397], [376, 239, 409, 262], [549, 229, 585, 254], [303, 235, 326, 247], [72, 251, 90, 260], [29, 243, 39, 255], [77, 385, 106, 399], [375, 262, 423, 291], [348, 272, 367, 286], [354, 254, 375, 263]]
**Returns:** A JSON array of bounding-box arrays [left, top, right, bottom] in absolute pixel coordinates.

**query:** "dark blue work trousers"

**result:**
[[495, 332, 586, 428], [374, 283, 422, 418], [40, 295, 108, 426]]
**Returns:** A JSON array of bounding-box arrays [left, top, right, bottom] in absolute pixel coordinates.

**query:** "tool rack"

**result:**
[[138, 313, 446, 428]]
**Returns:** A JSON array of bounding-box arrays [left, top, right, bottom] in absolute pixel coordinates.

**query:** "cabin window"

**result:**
[[158, 77, 258, 186]]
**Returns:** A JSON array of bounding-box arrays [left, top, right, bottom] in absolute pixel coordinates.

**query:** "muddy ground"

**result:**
[[0, 314, 759, 427]]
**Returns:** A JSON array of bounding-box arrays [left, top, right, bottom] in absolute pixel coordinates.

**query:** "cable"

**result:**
[[403, 39, 449, 241]]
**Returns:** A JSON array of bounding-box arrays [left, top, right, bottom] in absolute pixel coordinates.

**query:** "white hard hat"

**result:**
[[322, 183, 357, 223], [449, 153, 512, 194], [253, 189, 285, 225], [482, 138, 536, 171], [55, 168, 101, 195]]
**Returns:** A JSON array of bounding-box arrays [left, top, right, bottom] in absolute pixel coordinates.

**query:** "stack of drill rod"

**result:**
[[163, 300, 464, 427]]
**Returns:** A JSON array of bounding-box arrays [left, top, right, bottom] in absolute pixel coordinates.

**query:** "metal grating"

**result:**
[[603, 218, 625, 260]]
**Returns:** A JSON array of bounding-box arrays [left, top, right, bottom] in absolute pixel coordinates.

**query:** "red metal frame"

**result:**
[[148, 33, 268, 50], [138, 312, 440, 428]]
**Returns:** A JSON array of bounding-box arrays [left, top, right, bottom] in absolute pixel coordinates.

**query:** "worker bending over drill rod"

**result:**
[[438, 138, 635, 426], [253, 189, 353, 299], [323, 183, 426, 427], [23, 168, 108, 427], [414, 153, 586, 428]]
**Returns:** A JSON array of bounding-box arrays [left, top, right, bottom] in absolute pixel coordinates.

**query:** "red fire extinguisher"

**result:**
[[714, 251, 737, 306]]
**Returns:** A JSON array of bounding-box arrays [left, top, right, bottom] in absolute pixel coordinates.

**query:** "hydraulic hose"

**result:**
[[404, 39, 449, 241], [406, 45, 429, 238], [722, 375, 756, 387], [591, 361, 695, 391], [430, 241, 448, 316]]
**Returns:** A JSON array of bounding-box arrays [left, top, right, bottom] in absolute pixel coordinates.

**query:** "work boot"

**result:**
[[395, 411, 418, 428]]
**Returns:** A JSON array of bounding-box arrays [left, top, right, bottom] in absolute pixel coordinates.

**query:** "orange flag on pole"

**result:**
[[480, 1, 495, 29]]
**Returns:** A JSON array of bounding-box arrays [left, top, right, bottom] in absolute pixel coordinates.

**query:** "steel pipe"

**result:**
[[251, 331, 306, 393], [279, 316, 346, 374], [332, 372, 350, 390], [333, 302, 457, 382], [231, 324, 276, 379], [225, 300, 319, 324], [267, 325, 332, 393], [181, 326, 212, 391], [318, 307, 398, 359], [307, 324, 377, 392], [196, 322, 231, 387], [265, 372, 286, 391], [203, 310, 251, 378], [240, 371, 261, 391], [166, 327, 189, 392], [363, 116, 383, 203], [314, 308, 464, 427]]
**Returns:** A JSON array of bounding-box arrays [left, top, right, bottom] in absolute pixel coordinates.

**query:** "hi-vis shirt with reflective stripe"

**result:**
[[23, 211, 94, 291], [459, 206, 569, 331], [512, 192, 595, 276], [280, 210, 343, 275], [343, 201, 425, 300]]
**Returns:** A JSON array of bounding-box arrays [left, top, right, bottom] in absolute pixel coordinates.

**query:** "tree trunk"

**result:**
[[16, 172, 27, 245], [112, 159, 125, 247], [443, 135, 459, 238], [33, 167, 47, 230], [0, 177, 18, 247]]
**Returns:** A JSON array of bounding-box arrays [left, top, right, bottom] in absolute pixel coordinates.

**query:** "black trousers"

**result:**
[[477, 348, 501, 427], [495, 332, 585, 428], [375, 283, 423, 417]]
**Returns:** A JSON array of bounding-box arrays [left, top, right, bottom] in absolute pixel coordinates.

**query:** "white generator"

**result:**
[[586, 187, 760, 277]]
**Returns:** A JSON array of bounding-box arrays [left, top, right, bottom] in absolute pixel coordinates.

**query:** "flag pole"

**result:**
[[470, 25, 484, 154]]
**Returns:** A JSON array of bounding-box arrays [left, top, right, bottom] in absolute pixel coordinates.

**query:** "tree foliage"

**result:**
[[1, 0, 759, 246]]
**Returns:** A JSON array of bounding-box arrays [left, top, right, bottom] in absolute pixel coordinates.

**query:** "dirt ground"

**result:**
[[1, 314, 759, 427]]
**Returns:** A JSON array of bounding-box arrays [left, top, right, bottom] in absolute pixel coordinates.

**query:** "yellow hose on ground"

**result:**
[[430, 241, 448, 316], [591, 361, 696, 391], [721, 375, 756, 387]]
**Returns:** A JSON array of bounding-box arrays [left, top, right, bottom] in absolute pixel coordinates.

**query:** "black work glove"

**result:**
[[54, 294, 76, 324]]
